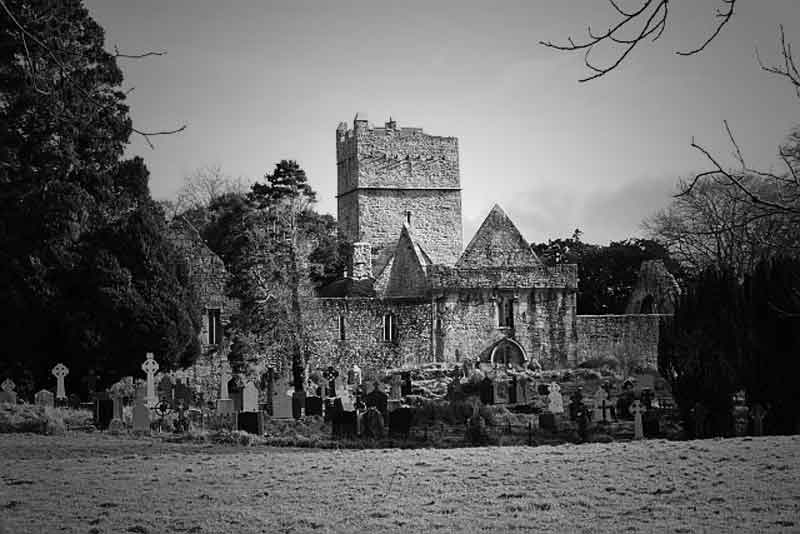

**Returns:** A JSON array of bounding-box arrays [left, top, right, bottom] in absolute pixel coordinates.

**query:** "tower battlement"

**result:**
[[336, 114, 463, 267]]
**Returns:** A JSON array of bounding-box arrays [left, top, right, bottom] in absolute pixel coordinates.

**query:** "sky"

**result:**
[[85, 0, 799, 245]]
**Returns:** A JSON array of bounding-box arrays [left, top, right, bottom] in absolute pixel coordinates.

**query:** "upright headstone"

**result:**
[[390, 374, 402, 401], [593, 387, 610, 422], [751, 403, 766, 436], [132, 385, 150, 432], [216, 361, 234, 415], [141, 353, 159, 407], [349, 364, 362, 386], [0, 379, 16, 404], [34, 389, 54, 407], [401, 372, 412, 396], [479, 376, 494, 404], [516, 376, 528, 405], [630, 400, 646, 440], [108, 392, 125, 434], [334, 375, 347, 397], [323, 367, 338, 398], [174, 379, 192, 409], [157, 375, 173, 407], [242, 381, 258, 413], [340, 389, 356, 412], [271, 378, 292, 419], [493, 378, 509, 404], [547, 382, 564, 414], [52, 363, 69, 401]]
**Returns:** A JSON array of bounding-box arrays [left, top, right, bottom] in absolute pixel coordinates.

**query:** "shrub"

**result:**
[[0, 404, 92, 434]]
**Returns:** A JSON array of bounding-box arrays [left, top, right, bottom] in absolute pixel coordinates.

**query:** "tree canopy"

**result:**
[[0, 0, 200, 397]]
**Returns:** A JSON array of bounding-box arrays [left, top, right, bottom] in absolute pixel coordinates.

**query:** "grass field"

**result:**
[[1, 433, 798, 533]]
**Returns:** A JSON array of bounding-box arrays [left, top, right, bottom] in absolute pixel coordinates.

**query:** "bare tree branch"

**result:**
[[676, 0, 737, 56], [756, 25, 800, 98], [113, 44, 167, 60]]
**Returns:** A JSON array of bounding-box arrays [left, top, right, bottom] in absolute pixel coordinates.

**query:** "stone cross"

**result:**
[[547, 382, 564, 414], [141, 353, 159, 406], [593, 387, 611, 422], [1, 378, 15, 394], [51, 363, 69, 400], [350, 364, 362, 386], [630, 399, 646, 440]]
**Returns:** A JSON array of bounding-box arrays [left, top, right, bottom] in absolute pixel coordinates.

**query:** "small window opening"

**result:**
[[337, 315, 346, 341], [207, 308, 222, 345], [383, 313, 398, 342], [497, 298, 514, 328]]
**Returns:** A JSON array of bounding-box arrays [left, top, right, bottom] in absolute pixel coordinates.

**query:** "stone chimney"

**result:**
[[350, 242, 372, 281]]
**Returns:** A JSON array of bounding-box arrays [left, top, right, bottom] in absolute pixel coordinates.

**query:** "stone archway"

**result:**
[[639, 295, 655, 314], [489, 337, 527, 367]]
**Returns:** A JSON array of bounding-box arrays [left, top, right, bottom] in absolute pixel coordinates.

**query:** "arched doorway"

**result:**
[[490, 338, 527, 367], [639, 295, 655, 314]]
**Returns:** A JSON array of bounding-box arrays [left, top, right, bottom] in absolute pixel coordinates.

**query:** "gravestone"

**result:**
[[108, 392, 125, 434], [95, 393, 114, 430], [141, 353, 159, 407], [334, 375, 347, 398], [157, 375, 173, 407], [365, 384, 388, 421], [271, 378, 292, 419], [132, 386, 150, 432], [390, 374, 402, 400], [292, 389, 306, 419], [401, 372, 412, 396], [340, 389, 356, 412], [751, 403, 766, 436], [593, 387, 611, 423], [493, 379, 509, 405], [237, 411, 264, 435], [479, 376, 493, 404], [35, 389, 54, 408], [305, 395, 323, 416], [539, 412, 556, 431], [348, 364, 362, 386], [362, 407, 384, 439], [229, 379, 243, 413], [216, 361, 234, 415], [630, 400, 646, 440], [52, 363, 69, 401], [242, 381, 258, 413], [0, 379, 16, 404], [516, 376, 528, 405], [547, 382, 564, 414], [174, 379, 192, 409], [323, 367, 338, 398]]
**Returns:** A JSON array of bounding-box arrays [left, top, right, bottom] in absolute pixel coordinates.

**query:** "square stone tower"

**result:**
[[336, 114, 463, 267]]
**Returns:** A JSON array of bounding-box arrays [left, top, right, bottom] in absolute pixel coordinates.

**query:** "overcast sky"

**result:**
[[86, 0, 799, 245]]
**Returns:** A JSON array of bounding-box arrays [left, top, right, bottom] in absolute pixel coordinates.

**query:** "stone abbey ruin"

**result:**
[[176, 114, 677, 395]]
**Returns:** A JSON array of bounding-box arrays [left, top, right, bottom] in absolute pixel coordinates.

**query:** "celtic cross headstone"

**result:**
[[52, 363, 69, 400], [141, 353, 159, 407]]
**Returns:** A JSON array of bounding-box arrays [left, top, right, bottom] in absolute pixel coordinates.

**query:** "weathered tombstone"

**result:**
[[216, 361, 234, 415], [132, 386, 150, 432], [157, 375, 173, 407], [305, 395, 323, 416], [35, 389, 54, 408], [547, 382, 564, 414], [508, 375, 517, 404], [334, 375, 347, 398], [141, 353, 159, 407], [242, 381, 258, 413], [271, 378, 293, 419], [401, 372, 412, 396], [348, 364, 362, 386], [0, 379, 16, 404], [390, 374, 402, 400], [751, 403, 766, 436], [516, 376, 528, 405], [52, 363, 69, 401], [365, 383, 388, 421], [479, 376, 494, 404], [174, 379, 192, 409], [95, 392, 114, 430], [108, 392, 125, 434], [362, 407, 384, 439], [340, 389, 356, 412], [292, 388, 306, 419], [630, 399, 646, 440], [593, 387, 611, 423], [493, 378, 509, 405], [229, 378, 243, 413], [323, 367, 338, 398]]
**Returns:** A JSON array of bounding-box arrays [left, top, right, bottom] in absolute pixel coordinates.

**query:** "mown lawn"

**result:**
[[1, 433, 798, 533]]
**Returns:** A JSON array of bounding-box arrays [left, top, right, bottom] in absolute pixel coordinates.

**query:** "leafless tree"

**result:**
[[174, 165, 249, 213], [644, 176, 800, 276], [540, 0, 737, 82]]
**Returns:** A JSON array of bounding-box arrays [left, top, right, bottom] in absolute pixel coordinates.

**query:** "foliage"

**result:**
[[659, 258, 800, 436], [0, 403, 92, 434], [0, 0, 200, 396], [532, 234, 680, 314]]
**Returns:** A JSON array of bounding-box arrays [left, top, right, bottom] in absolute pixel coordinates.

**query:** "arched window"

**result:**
[[383, 313, 398, 342], [640, 295, 655, 314], [497, 297, 514, 328]]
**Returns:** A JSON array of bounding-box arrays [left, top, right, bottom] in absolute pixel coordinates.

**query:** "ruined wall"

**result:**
[[304, 298, 433, 377], [575, 314, 668, 371], [434, 287, 577, 369], [625, 260, 681, 314]]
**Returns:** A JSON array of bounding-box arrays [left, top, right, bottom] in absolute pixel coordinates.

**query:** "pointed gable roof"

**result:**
[[456, 204, 541, 269], [385, 223, 431, 297]]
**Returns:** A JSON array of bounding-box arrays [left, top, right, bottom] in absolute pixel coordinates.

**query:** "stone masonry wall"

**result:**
[[355, 189, 462, 266], [575, 314, 668, 371], [303, 298, 433, 378], [435, 287, 577, 369]]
